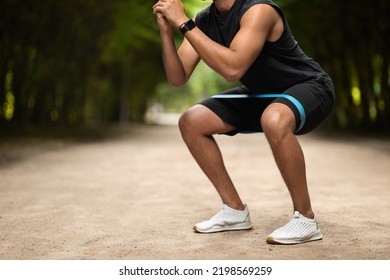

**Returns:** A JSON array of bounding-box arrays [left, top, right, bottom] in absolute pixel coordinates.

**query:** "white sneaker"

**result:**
[[193, 204, 253, 233], [266, 211, 323, 244]]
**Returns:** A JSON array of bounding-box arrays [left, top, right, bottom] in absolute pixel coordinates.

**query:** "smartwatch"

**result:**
[[179, 19, 196, 35]]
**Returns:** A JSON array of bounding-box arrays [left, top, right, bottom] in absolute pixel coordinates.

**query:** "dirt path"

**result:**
[[0, 124, 389, 260]]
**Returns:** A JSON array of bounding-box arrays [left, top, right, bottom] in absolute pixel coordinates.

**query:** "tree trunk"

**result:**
[[119, 60, 130, 124]]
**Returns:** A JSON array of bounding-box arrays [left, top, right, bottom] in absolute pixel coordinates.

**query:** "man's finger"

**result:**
[[156, 12, 165, 19]]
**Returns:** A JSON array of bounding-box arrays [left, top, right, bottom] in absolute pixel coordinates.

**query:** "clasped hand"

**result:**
[[153, 0, 189, 28]]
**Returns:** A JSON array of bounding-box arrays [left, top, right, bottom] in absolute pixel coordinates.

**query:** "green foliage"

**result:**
[[0, 0, 164, 124], [102, 0, 159, 62], [278, 0, 390, 131], [155, 61, 230, 113]]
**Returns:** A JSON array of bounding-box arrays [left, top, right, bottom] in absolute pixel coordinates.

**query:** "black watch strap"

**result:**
[[179, 19, 196, 35]]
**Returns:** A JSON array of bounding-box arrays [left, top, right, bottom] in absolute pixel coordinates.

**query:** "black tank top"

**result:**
[[195, 0, 332, 93]]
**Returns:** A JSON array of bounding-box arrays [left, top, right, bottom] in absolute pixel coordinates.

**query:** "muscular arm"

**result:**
[[154, 1, 282, 85], [184, 4, 282, 82], [158, 20, 200, 87]]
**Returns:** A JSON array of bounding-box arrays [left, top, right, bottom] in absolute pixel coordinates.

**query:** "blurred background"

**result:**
[[0, 0, 389, 134]]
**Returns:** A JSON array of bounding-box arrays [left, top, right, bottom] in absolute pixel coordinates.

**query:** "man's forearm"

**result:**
[[160, 30, 187, 87], [153, 0, 241, 84], [183, 27, 245, 83]]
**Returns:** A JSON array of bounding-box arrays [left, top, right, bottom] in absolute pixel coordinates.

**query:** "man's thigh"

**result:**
[[180, 104, 236, 135]]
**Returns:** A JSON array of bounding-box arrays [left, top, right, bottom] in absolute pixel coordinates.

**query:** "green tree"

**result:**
[[0, 0, 165, 125], [279, 0, 390, 131]]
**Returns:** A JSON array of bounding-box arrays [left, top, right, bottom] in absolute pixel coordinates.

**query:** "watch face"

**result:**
[[180, 19, 196, 35], [187, 19, 196, 30]]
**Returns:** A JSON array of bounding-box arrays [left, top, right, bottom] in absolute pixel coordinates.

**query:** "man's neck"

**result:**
[[213, 0, 236, 14]]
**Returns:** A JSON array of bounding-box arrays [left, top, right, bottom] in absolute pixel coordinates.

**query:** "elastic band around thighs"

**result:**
[[211, 93, 306, 133]]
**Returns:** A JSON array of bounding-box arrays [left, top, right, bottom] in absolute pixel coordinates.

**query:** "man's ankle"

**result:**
[[224, 202, 245, 211]]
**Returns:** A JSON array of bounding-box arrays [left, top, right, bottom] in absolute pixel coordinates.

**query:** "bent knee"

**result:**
[[179, 105, 234, 137], [261, 104, 296, 138], [178, 109, 193, 135], [178, 105, 210, 137]]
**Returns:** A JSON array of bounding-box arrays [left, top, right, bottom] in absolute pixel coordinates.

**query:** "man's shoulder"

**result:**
[[242, 0, 279, 13], [195, 5, 212, 22]]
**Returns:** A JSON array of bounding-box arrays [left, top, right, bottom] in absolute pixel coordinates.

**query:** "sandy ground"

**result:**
[[0, 123, 389, 260]]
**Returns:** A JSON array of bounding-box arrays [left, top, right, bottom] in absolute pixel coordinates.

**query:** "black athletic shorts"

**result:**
[[199, 78, 335, 135]]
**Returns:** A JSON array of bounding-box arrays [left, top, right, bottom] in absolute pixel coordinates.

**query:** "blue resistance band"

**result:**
[[211, 93, 306, 133]]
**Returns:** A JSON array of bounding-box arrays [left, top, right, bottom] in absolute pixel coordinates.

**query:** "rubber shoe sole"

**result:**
[[266, 229, 323, 245], [193, 221, 254, 233], [193, 204, 253, 233]]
